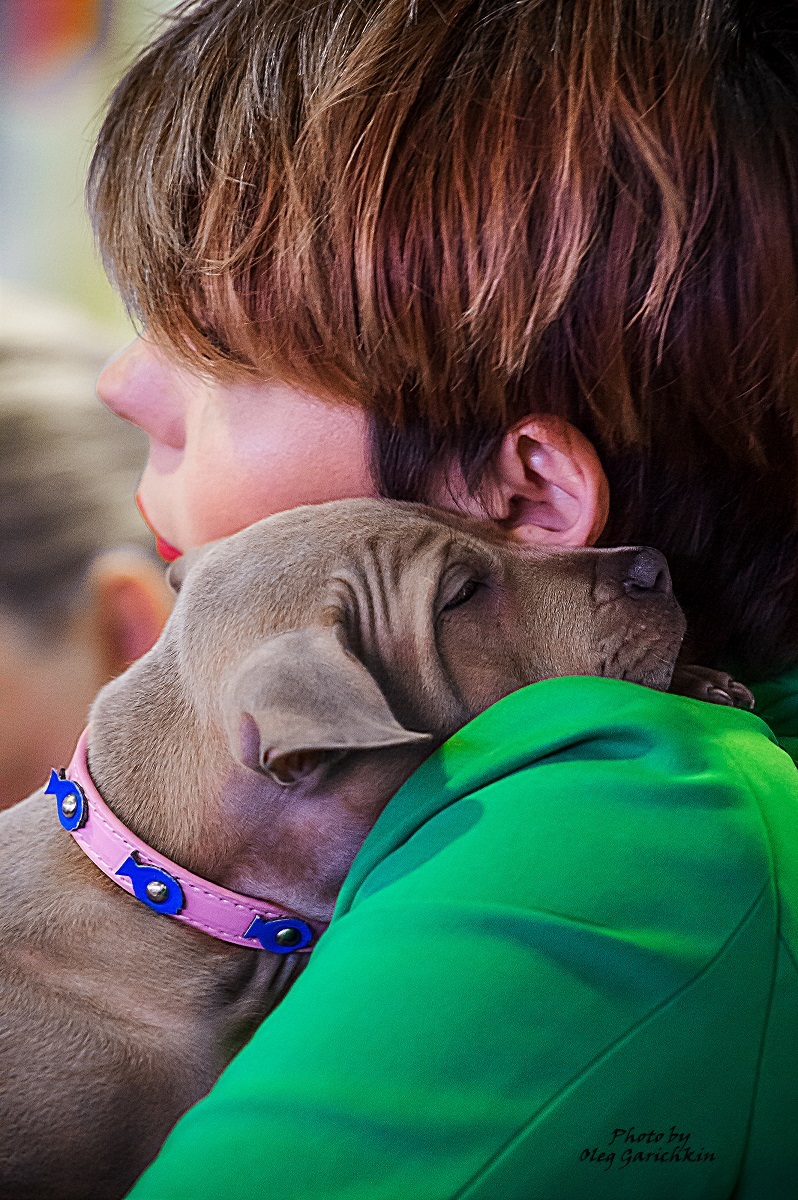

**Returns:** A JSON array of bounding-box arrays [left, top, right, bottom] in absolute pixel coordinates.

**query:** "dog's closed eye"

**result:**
[[440, 578, 482, 613]]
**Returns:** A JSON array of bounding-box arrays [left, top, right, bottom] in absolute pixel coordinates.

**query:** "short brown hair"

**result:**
[[89, 0, 798, 678]]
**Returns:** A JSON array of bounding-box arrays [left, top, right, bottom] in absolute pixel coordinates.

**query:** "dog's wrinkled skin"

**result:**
[[0, 499, 750, 1199]]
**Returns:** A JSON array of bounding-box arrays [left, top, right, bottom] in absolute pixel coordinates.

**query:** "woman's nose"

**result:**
[[96, 336, 186, 449]]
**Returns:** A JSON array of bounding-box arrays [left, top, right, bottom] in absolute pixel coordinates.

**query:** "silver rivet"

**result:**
[[275, 925, 303, 948], [61, 795, 78, 818], [146, 880, 170, 904]]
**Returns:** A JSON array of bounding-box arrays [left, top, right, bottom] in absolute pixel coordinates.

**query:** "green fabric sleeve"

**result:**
[[126, 677, 798, 1200]]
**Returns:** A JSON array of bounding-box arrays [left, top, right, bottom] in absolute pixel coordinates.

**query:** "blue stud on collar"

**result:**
[[243, 916, 314, 954], [47, 769, 87, 832], [116, 853, 185, 915]]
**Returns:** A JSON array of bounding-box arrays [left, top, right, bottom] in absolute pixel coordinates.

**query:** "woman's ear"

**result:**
[[483, 414, 609, 547], [87, 550, 174, 675]]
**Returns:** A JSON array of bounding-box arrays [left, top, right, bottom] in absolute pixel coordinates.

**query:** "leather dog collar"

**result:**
[[46, 728, 324, 954]]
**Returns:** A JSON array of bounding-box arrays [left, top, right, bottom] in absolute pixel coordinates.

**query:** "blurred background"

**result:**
[[0, 0, 176, 336], [0, 1, 178, 807]]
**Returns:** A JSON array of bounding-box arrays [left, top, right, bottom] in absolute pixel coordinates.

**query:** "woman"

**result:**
[[86, 1, 798, 1194]]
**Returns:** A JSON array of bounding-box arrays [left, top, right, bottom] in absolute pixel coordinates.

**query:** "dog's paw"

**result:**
[[669, 665, 755, 710]]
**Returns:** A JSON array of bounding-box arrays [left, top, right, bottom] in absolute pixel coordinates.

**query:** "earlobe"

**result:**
[[488, 415, 609, 547]]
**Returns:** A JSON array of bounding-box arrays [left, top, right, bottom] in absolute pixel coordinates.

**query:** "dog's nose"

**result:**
[[620, 547, 672, 597], [592, 546, 673, 606]]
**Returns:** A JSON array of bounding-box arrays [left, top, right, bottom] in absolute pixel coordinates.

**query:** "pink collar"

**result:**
[[46, 728, 323, 954]]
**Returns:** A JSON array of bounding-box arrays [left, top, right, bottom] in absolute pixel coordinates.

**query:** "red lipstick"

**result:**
[[154, 536, 183, 564], [136, 494, 182, 563]]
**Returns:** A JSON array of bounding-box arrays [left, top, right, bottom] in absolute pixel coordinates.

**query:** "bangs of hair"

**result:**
[[90, 0, 372, 398], [91, 0, 798, 447]]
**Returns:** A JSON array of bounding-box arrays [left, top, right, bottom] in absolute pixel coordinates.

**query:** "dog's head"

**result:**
[[170, 498, 684, 738], [119, 498, 683, 918]]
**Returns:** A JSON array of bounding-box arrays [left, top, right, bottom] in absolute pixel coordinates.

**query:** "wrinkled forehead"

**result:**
[[177, 499, 503, 633], [228, 500, 503, 586]]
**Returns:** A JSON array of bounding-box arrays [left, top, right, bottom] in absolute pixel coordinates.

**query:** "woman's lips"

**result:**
[[135, 493, 182, 562], [155, 536, 183, 563]]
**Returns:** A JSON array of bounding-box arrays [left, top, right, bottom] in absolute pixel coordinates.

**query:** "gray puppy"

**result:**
[[0, 499, 749, 1200]]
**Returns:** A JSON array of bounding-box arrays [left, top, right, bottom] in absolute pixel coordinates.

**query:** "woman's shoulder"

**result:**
[[338, 675, 791, 920]]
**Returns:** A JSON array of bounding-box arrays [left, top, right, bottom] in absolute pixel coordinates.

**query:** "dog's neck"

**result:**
[[87, 636, 434, 925], [84, 638, 346, 924], [0, 637, 308, 1059], [87, 639, 236, 876]]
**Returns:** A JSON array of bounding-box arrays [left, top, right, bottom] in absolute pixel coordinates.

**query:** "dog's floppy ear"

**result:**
[[223, 626, 431, 785]]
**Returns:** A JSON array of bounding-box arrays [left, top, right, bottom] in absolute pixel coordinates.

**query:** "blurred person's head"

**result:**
[[0, 285, 172, 809]]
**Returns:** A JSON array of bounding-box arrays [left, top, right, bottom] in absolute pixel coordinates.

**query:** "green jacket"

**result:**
[[127, 675, 798, 1199]]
